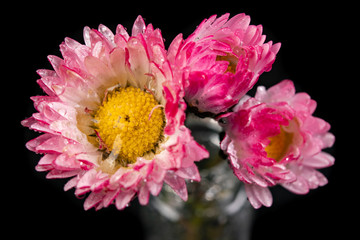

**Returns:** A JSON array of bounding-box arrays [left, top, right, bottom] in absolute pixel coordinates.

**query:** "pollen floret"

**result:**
[[94, 86, 164, 164], [265, 125, 294, 162]]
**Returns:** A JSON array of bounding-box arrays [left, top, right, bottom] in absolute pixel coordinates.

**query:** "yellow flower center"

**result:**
[[93, 86, 165, 167], [265, 126, 294, 162], [216, 53, 239, 74]]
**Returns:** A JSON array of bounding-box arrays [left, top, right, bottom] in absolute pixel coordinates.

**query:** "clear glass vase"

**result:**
[[140, 115, 254, 240]]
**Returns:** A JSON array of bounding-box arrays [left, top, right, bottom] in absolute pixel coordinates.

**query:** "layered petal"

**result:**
[[168, 13, 280, 114], [221, 80, 335, 208], [22, 16, 208, 211]]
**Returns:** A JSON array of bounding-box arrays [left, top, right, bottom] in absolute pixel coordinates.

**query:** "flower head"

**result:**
[[22, 16, 208, 210], [220, 80, 335, 208], [168, 13, 281, 115]]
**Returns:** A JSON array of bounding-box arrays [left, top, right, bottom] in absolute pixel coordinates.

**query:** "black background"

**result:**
[[7, 1, 354, 239]]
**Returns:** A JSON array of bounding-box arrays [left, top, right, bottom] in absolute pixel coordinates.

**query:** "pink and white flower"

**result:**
[[220, 80, 335, 208], [22, 16, 208, 210], [168, 13, 281, 115]]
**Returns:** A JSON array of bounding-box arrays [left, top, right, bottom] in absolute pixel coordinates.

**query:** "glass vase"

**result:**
[[140, 115, 254, 240]]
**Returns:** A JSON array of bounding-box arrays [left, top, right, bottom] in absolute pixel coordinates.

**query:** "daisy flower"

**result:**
[[220, 80, 335, 208], [22, 16, 209, 210], [168, 13, 281, 115]]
